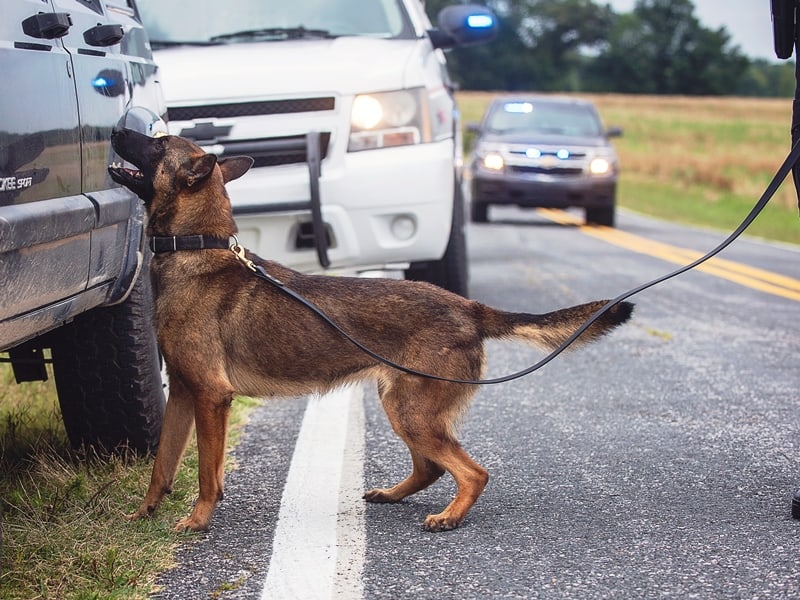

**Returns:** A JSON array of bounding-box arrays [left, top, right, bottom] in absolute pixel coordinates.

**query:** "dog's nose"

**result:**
[[110, 128, 126, 145]]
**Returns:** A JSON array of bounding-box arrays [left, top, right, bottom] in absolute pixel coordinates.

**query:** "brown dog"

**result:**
[[108, 128, 633, 532]]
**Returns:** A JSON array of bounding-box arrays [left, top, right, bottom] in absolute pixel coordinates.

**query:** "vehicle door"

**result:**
[[53, 0, 165, 292], [0, 0, 90, 322]]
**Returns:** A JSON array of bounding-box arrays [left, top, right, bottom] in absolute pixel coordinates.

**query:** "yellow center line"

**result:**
[[537, 209, 800, 302]]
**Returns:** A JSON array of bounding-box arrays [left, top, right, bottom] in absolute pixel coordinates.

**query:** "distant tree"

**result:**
[[436, 8, 537, 90], [588, 0, 749, 94], [426, 0, 790, 97], [736, 59, 796, 98], [515, 0, 614, 89], [427, 0, 614, 91], [583, 11, 653, 93]]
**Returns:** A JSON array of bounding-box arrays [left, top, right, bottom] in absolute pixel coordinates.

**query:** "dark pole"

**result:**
[[774, 0, 800, 517], [793, 49, 800, 214]]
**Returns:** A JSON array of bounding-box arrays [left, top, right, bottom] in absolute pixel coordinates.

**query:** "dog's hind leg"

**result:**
[[418, 439, 488, 532], [363, 448, 445, 503], [173, 385, 234, 532], [364, 377, 447, 503], [365, 377, 488, 531], [128, 375, 196, 522]]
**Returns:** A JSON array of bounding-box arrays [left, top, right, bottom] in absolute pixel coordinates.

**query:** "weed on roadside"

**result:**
[[0, 363, 259, 599]]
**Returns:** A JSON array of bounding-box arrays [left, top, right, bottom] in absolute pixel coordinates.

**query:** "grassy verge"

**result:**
[[0, 361, 260, 599], [457, 92, 800, 245]]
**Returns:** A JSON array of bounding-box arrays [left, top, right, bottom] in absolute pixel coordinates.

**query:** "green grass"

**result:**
[[0, 362, 261, 599], [2, 447, 182, 599], [618, 178, 800, 243]]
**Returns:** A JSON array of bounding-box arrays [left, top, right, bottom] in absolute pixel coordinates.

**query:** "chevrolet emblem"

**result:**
[[179, 121, 233, 142]]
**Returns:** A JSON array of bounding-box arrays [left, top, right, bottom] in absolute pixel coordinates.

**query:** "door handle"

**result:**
[[22, 12, 72, 39], [84, 24, 125, 47]]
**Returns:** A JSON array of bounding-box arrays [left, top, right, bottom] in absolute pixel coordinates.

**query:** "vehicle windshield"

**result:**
[[137, 0, 415, 46], [486, 101, 603, 137]]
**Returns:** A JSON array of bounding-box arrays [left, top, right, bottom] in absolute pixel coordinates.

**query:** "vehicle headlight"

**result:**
[[482, 152, 504, 171], [350, 95, 385, 130], [589, 157, 612, 175], [473, 142, 505, 172], [349, 87, 451, 152]]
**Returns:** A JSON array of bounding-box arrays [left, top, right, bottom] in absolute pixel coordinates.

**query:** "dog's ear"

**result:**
[[186, 154, 218, 188], [219, 156, 254, 183]]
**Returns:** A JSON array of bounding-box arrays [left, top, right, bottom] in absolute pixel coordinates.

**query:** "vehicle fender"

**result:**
[[103, 200, 145, 305]]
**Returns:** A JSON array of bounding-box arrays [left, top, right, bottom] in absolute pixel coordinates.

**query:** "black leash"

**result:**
[[226, 138, 800, 386]]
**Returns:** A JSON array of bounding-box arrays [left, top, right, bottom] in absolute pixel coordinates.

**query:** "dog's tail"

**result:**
[[480, 300, 634, 351]]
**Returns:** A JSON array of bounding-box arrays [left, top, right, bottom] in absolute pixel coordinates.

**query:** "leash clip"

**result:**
[[229, 235, 256, 272], [229, 235, 285, 286]]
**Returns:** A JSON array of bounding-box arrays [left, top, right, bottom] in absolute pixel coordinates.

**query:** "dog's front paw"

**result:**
[[422, 513, 461, 532], [363, 488, 403, 504], [173, 515, 209, 533], [125, 503, 156, 522]]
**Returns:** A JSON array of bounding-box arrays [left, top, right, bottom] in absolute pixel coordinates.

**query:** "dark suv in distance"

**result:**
[[1, 0, 167, 453], [469, 95, 622, 227]]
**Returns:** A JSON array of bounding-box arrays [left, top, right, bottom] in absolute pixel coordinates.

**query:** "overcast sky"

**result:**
[[604, 0, 781, 62]]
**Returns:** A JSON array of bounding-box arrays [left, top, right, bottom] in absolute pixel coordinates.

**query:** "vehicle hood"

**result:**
[[479, 132, 611, 148], [153, 37, 424, 103]]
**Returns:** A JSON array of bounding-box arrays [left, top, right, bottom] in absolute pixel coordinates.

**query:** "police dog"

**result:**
[[108, 128, 633, 533]]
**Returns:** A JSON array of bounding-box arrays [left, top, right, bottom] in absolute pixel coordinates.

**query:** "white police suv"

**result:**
[[136, 0, 496, 296]]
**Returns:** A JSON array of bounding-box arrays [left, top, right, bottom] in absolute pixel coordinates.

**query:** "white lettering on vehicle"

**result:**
[[0, 176, 33, 192]]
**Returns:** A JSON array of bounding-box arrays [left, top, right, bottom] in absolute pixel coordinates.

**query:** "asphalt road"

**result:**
[[152, 207, 800, 599]]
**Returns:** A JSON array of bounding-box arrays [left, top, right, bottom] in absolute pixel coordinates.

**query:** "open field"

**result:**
[[2, 93, 799, 599], [457, 92, 800, 245]]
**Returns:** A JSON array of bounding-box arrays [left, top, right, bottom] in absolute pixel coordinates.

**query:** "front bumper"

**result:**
[[227, 140, 456, 273], [471, 170, 616, 209]]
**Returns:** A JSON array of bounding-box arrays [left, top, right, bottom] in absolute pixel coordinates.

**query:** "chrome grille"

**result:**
[[168, 97, 335, 121], [509, 165, 584, 176], [213, 134, 331, 168]]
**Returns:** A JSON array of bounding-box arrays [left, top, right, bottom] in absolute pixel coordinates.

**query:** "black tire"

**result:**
[[50, 264, 165, 455], [405, 176, 469, 297], [470, 199, 488, 223], [586, 205, 616, 227]]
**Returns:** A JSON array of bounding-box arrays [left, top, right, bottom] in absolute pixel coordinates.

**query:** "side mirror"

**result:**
[[606, 126, 623, 138], [428, 5, 498, 50]]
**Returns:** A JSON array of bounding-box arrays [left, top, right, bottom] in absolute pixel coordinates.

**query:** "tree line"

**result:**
[[427, 0, 794, 97]]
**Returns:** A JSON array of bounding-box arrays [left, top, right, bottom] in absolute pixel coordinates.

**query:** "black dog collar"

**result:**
[[149, 235, 231, 253]]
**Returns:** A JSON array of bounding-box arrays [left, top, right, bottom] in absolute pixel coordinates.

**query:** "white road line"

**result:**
[[261, 385, 366, 600]]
